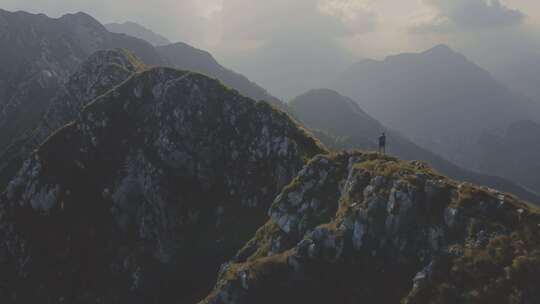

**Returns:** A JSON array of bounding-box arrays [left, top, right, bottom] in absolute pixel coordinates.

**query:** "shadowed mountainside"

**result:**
[[0, 67, 324, 303]]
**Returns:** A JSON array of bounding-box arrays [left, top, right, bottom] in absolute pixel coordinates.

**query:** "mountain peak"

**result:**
[[59, 11, 105, 30], [424, 44, 455, 55]]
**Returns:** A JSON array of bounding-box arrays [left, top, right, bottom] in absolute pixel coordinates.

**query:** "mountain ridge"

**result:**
[[0, 48, 145, 190], [106, 21, 171, 46], [0, 66, 324, 303], [156, 42, 287, 110]]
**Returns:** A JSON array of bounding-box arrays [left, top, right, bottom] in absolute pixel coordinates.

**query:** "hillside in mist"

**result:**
[[475, 120, 540, 192], [105, 21, 172, 46], [333, 44, 540, 193]]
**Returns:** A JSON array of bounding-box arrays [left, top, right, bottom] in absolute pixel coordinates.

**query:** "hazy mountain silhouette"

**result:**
[[106, 21, 171, 46], [491, 56, 540, 104], [333, 45, 540, 168], [105, 20, 286, 108], [475, 120, 540, 192]]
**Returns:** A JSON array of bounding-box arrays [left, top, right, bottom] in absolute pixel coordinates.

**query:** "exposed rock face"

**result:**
[[203, 152, 540, 304], [0, 67, 324, 303], [0, 49, 144, 190]]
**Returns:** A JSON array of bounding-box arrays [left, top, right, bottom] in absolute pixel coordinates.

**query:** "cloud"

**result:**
[[412, 0, 526, 33], [317, 0, 377, 35], [213, 0, 377, 44], [213, 0, 374, 99]]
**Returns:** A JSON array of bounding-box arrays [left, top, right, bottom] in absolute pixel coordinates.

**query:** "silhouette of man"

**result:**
[[378, 132, 386, 155]]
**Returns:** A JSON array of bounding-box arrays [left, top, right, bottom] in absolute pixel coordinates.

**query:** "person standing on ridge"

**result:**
[[378, 132, 386, 155]]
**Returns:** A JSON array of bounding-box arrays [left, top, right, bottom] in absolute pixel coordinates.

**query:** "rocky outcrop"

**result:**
[[0, 67, 324, 303], [203, 152, 540, 304], [0, 49, 144, 190]]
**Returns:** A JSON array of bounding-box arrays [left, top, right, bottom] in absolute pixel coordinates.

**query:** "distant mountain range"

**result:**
[[290, 89, 540, 205], [490, 56, 540, 104], [333, 44, 540, 194], [334, 45, 540, 161], [106, 21, 171, 46]]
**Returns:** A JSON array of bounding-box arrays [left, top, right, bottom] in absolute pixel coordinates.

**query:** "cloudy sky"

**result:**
[[3, 0, 539, 99]]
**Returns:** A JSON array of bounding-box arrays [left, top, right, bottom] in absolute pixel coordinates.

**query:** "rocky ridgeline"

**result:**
[[38, 48, 145, 139], [157, 42, 285, 109], [203, 152, 540, 304], [0, 67, 324, 303], [0, 49, 144, 190], [0, 9, 161, 152]]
